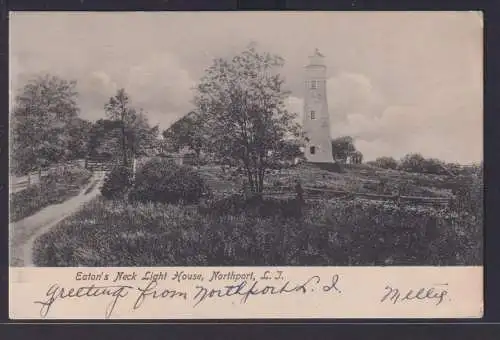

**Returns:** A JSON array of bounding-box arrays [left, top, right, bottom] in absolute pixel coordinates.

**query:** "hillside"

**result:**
[[196, 162, 460, 200]]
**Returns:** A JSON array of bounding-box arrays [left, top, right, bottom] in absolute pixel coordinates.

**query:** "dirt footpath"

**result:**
[[9, 171, 106, 267]]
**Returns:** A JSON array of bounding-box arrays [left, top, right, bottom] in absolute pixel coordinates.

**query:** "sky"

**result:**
[[9, 11, 483, 163]]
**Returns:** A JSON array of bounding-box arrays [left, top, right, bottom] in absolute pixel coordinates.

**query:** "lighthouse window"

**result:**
[[310, 110, 316, 120], [310, 146, 316, 155], [310, 80, 319, 89]]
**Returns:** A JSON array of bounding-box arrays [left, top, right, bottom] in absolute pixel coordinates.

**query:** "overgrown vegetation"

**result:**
[[366, 153, 480, 177], [32, 188, 481, 266], [263, 163, 457, 198], [100, 157, 210, 204], [129, 158, 210, 204], [100, 165, 133, 200], [10, 167, 92, 222], [10, 75, 83, 176]]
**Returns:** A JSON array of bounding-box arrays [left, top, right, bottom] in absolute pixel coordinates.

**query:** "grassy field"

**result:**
[[32, 163, 482, 267], [9, 167, 93, 222], [266, 163, 458, 197], [198, 163, 459, 198]]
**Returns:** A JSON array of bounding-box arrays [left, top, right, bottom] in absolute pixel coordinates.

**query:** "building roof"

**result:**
[[307, 48, 326, 67]]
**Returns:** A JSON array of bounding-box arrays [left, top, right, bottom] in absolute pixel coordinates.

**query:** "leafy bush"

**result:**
[[398, 153, 426, 173], [398, 153, 448, 175], [372, 156, 398, 170], [421, 158, 447, 175], [129, 157, 210, 204], [101, 165, 133, 200]]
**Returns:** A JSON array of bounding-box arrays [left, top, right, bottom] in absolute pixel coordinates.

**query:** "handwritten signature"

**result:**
[[380, 283, 449, 306]]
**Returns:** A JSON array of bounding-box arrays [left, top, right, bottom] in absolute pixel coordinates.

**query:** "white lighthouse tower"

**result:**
[[302, 48, 333, 163]]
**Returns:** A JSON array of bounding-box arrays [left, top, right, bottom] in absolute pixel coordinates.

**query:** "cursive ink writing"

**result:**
[[33, 283, 133, 319], [193, 275, 341, 307], [133, 280, 188, 310], [381, 283, 449, 306], [322, 274, 342, 293], [32, 274, 343, 318]]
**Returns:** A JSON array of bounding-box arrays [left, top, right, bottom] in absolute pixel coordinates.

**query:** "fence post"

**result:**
[[295, 181, 304, 204], [132, 157, 137, 182]]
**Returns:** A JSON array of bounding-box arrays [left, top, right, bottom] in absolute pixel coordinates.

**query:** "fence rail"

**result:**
[[68, 162, 453, 206], [264, 185, 452, 206], [85, 161, 115, 171]]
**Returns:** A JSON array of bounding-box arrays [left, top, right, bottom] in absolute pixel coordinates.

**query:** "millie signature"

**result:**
[[380, 283, 450, 306]]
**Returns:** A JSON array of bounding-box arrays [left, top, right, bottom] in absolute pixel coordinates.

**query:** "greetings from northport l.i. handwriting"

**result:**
[[32, 270, 450, 319], [33, 270, 340, 318]]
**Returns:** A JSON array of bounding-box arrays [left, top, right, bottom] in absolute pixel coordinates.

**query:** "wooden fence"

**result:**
[[80, 161, 452, 207], [85, 160, 116, 171], [263, 186, 452, 206]]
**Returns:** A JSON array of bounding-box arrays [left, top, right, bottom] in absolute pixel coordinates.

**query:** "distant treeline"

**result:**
[[10, 74, 159, 176], [366, 153, 481, 176]]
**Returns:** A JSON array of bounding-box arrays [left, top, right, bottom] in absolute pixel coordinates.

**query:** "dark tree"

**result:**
[[66, 117, 93, 160], [194, 45, 300, 194], [331, 136, 356, 164], [162, 111, 204, 157], [11, 74, 80, 175], [104, 89, 159, 166]]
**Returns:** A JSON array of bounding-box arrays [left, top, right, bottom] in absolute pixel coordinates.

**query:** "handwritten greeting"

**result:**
[[26, 268, 463, 319]]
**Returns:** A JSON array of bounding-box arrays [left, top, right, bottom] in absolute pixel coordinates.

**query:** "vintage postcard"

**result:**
[[9, 11, 483, 319]]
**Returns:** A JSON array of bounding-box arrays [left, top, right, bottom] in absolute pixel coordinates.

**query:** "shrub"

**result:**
[[399, 153, 426, 173], [421, 158, 447, 175], [101, 165, 133, 200], [129, 157, 210, 204], [398, 153, 447, 175], [373, 156, 398, 170]]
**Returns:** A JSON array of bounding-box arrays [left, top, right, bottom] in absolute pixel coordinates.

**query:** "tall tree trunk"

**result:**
[[121, 124, 127, 166]]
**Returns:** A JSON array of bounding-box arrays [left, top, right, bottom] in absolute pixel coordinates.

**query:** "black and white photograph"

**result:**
[[9, 11, 483, 268]]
